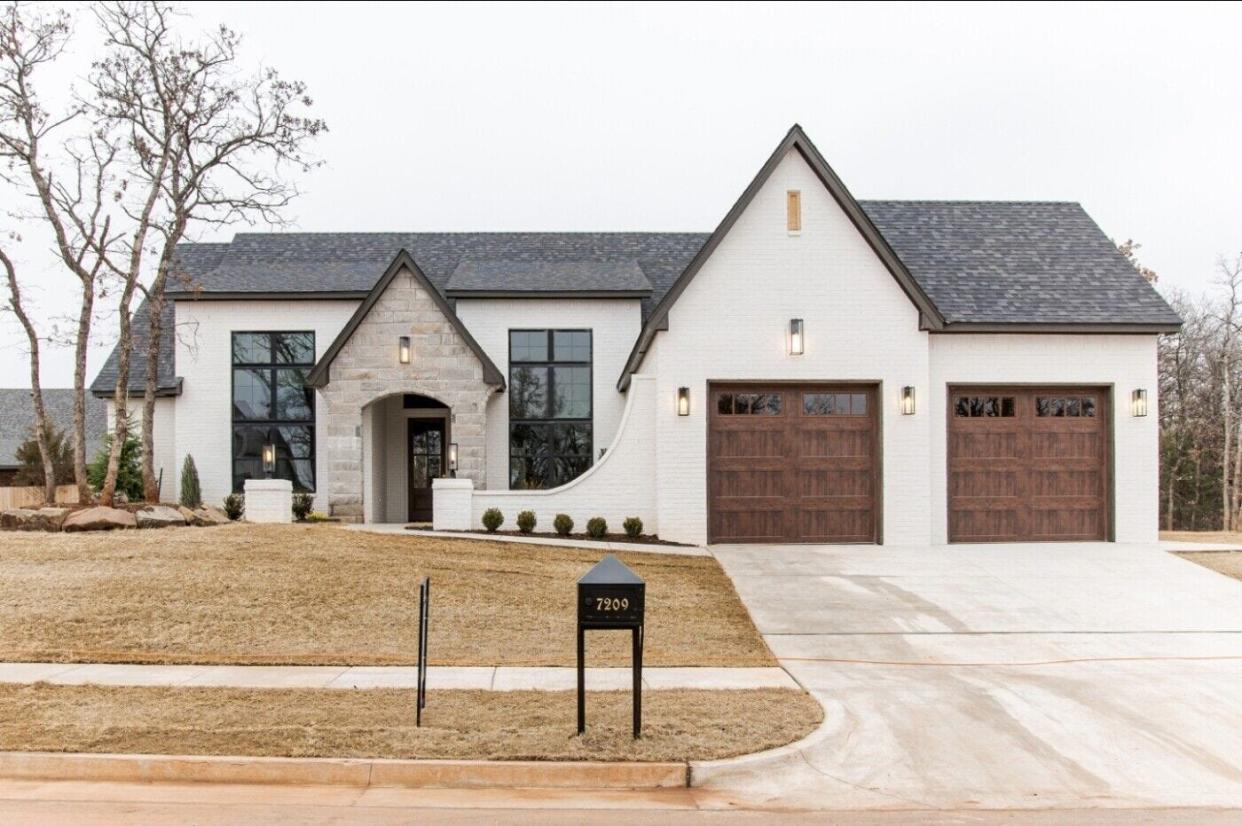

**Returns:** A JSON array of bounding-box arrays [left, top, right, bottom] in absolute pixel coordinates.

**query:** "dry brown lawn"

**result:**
[[1177, 551, 1242, 582], [0, 524, 772, 667], [0, 683, 820, 762], [1160, 530, 1242, 547]]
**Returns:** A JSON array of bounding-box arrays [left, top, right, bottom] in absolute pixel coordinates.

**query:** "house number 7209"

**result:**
[[595, 596, 630, 611]]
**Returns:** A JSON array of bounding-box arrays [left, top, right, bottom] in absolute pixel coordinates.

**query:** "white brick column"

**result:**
[[244, 478, 293, 523], [433, 478, 474, 530]]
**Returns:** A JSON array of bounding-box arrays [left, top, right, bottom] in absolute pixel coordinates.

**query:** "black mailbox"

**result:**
[[577, 555, 645, 738], [579, 555, 645, 626]]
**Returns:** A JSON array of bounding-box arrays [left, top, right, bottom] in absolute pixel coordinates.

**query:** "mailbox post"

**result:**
[[577, 555, 645, 738]]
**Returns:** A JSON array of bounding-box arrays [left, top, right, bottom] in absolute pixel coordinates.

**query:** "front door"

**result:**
[[407, 418, 445, 522]]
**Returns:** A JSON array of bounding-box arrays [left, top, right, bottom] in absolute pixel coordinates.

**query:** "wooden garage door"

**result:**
[[708, 383, 878, 543], [948, 387, 1110, 542]]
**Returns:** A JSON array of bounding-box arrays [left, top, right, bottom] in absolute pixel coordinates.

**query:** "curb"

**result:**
[[0, 751, 689, 790]]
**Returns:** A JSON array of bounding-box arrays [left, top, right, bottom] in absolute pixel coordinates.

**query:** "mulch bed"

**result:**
[[434, 528, 692, 547]]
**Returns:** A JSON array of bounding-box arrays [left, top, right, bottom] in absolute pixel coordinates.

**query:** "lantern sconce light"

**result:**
[[398, 335, 412, 365], [449, 442, 459, 477], [900, 386, 916, 416], [676, 386, 690, 416], [1131, 389, 1148, 417], [788, 318, 804, 355], [262, 441, 276, 477]]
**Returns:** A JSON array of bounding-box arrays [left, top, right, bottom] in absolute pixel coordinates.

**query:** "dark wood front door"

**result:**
[[947, 386, 1109, 542], [707, 383, 878, 544], [407, 418, 445, 523]]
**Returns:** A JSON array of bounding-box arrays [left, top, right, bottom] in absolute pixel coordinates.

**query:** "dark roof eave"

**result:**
[[934, 321, 1183, 334], [90, 378, 184, 399], [166, 290, 370, 301], [446, 289, 651, 299]]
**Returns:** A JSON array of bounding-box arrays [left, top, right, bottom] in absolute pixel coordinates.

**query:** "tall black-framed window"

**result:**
[[508, 329, 592, 489], [231, 331, 316, 492]]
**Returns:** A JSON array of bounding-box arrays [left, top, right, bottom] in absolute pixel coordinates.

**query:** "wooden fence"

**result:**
[[0, 485, 80, 510]]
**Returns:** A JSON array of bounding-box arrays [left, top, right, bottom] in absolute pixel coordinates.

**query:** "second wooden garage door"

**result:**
[[948, 386, 1110, 542], [708, 383, 878, 544]]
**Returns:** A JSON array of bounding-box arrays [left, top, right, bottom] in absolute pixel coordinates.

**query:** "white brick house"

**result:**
[[92, 125, 1180, 545]]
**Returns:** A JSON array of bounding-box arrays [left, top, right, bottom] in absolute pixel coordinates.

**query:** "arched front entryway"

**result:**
[[361, 392, 451, 524]]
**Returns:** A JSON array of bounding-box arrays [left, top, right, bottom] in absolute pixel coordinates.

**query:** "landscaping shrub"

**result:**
[[291, 492, 314, 522], [482, 508, 504, 532], [623, 516, 643, 539], [516, 510, 536, 534], [87, 420, 143, 503], [179, 455, 202, 508], [553, 513, 573, 536], [306, 511, 330, 523], [222, 493, 244, 521], [586, 517, 607, 539], [13, 425, 73, 487]]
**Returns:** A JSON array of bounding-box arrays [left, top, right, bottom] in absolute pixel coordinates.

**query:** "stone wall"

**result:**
[[318, 264, 499, 520]]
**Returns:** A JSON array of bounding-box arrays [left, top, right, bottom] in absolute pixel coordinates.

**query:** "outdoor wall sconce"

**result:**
[[448, 442, 459, 477], [677, 386, 690, 416], [788, 318, 804, 355], [398, 335, 412, 365], [1131, 389, 1148, 417], [262, 441, 276, 477], [900, 386, 916, 415]]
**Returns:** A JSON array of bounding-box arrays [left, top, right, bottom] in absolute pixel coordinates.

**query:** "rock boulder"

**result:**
[[0, 508, 38, 530], [29, 507, 71, 532], [62, 506, 137, 532], [135, 505, 186, 529]]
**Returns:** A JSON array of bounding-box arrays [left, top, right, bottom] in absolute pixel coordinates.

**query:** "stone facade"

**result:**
[[318, 264, 499, 520]]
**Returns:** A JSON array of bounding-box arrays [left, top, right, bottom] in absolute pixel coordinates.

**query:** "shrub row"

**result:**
[[479, 509, 644, 539]]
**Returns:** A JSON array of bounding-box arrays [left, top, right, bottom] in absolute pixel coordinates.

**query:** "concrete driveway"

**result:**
[[697, 541, 1242, 810]]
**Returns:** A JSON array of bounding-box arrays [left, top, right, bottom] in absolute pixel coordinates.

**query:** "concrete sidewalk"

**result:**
[[0, 662, 796, 691]]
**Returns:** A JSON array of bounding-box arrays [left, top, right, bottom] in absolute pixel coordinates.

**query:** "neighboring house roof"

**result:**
[[95, 124, 1181, 396], [0, 388, 108, 469], [306, 250, 506, 388], [445, 260, 652, 297]]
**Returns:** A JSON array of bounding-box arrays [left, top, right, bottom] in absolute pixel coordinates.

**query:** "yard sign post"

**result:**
[[416, 577, 429, 726], [577, 556, 645, 738]]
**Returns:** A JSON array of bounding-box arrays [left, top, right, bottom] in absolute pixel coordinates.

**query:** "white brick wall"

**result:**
[[470, 374, 657, 533], [645, 149, 933, 545], [173, 299, 359, 513], [455, 297, 642, 490], [929, 334, 1159, 543], [104, 397, 177, 502]]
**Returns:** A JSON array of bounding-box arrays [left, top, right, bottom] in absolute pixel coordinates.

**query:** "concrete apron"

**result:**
[[696, 541, 1242, 810]]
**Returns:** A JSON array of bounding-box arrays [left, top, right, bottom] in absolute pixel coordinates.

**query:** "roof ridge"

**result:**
[[860, 199, 1082, 206]]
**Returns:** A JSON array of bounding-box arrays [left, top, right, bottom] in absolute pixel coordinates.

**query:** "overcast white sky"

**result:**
[[3, 1, 1241, 388]]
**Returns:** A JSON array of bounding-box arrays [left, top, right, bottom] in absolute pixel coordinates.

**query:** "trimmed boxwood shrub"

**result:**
[[516, 510, 536, 534], [623, 516, 643, 538], [292, 492, 314, 522], [553, 513, 573, 536], [482, 508, 504, 532], [222, 493, 244, 521], [586, 517, 607, 539]]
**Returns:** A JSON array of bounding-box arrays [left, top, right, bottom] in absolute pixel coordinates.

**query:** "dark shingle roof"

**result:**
[[0, 388, 107, 468], [98, 203, 1180, 393], [89, 298, 180, 396], [445, 260, 653, 295], [860, 201, 1181, 326]]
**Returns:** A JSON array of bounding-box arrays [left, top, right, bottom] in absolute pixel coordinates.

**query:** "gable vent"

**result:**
[[787, 190, 802, 233]]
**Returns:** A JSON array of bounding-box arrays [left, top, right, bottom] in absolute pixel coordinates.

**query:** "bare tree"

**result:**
[[0, 242, 55, 502], [91, 1, 325, 501], [1117, 238, 1159, 283], [0, 2, 121, 503]]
